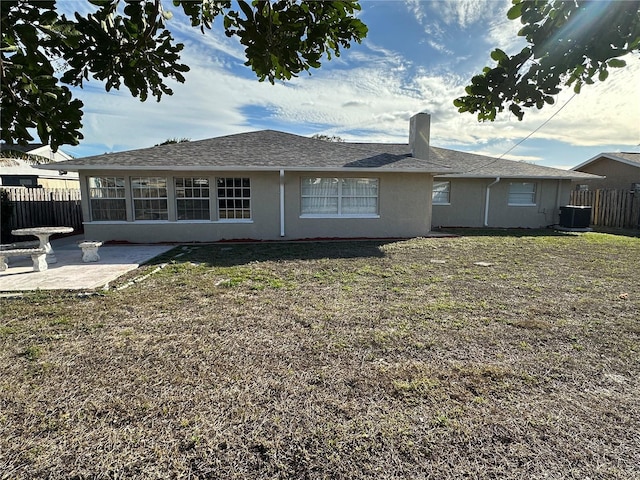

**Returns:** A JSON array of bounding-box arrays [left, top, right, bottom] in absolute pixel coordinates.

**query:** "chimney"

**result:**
[[409, 112, 430, 160]]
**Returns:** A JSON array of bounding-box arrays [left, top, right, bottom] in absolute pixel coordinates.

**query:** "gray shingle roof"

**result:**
[[431, 147, 600, 179], [38, 130, 453, 173], [38, 129, 598, 179], [572, 152, 640, 171], [354, 143, 598, 179], [613, 152, 640, 165]]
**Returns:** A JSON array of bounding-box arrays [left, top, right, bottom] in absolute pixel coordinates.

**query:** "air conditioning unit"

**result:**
[[559, 205, 591, 228]]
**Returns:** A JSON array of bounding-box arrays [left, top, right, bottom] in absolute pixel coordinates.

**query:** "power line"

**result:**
[[498, 93, 577, 159]]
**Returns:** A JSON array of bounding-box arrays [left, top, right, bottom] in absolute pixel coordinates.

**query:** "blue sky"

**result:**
[[62, 0, 640, 169]]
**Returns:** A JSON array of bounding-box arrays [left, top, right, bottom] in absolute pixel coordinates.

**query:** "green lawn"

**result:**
[[1, 231, 639, 479]]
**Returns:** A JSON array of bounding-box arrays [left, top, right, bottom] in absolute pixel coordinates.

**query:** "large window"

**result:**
[[508, 182, 536, 206], [175, 177, 210, 220], [217, 177, 251, 219], [132, 177, 168, 220], [88, 176, 126, 221], [301, 177, 378, 216], [432, 181, 450, 204]]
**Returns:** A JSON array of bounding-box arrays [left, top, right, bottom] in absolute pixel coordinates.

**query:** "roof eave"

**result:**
[[435, 173, 604, 180], [572, 153, 640, 171], [36, 164, 455, 174]]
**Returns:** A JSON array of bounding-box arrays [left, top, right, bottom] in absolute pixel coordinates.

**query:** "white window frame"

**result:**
[[131, 176, 169, 221], [175, 177, 211, 221], [216, 177, 252, 221], [432, 181, 451, 205], [88, 176, 127, 222], [300, 177, 379, 218], [508, 182, 537, 206]]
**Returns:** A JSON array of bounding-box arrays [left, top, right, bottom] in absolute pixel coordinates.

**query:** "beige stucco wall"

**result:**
[[432, 178, 572, 228], [38, 177, 80, 189], [573, 158, 640, 190], [284, 172, 432, 239], [79, 170, 433, 243]]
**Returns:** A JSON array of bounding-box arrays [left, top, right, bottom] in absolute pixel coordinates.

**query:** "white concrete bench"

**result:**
[[0, 240, 40, 250], [78, 241, 103, 262], [0, 247, 48, 272]]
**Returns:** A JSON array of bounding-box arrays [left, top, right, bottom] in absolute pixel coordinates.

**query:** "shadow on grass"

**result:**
[[434, 227, 580, 238], [143, 239, 396, 268], [438, 226, 640, 238], [141, 226, 639, 269], [591, 226, 640, 238]]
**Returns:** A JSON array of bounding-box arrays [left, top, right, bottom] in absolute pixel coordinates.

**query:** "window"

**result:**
[[0, 176, 37, 187], [341, 178, 378, 214], [132, 177, 168, 220], [175, 177, 210, 220], [508, 182, 536, 206], [575, 184, 589, 192], [301, 177, 338, 214], [301, 177, 378, 216], [632, 183, 640, 193], [88, 176, 126, 221], [432, 181, 450, 204], [217, 177, 251, 219]]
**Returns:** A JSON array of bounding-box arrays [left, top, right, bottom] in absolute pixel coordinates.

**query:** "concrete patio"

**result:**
[[0, 235, 175, 292]]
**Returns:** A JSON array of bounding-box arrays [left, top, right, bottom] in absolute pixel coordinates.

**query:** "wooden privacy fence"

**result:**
[[1, 188, 83, 242], [570, 189, 640, 229]]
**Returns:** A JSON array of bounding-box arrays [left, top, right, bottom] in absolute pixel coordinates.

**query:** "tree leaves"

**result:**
[[1, 1, 84, 150], [506, 1, 523, 20], [214, 1, 368, 84], [490, 49, 508, 62], [607, 58, 627, 68], [1, 0, 367, 150], [455, 0, 640, 121], [60, 1, 190, 104]]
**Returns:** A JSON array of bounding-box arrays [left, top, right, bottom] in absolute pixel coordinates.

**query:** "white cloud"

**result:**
[[482, 2, 525, 54], [403, 0, 524, 72], [512, 55, 640, 147], [171, 19, 247, 65], [439, 0, 496, 28], [404, 0, 428, 25]]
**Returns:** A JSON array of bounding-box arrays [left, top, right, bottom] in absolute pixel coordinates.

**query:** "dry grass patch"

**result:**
[[1, 231, 639, 479]]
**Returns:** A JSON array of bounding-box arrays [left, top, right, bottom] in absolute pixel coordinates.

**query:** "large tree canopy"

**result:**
[[454, 0, 640, 121], [0, 0, 367, 150]]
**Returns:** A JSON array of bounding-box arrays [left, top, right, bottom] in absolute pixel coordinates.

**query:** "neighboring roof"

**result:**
[[36, 129, 598, 179], [1, 143, 73, 162], [0, 143, 46, 154], [0, 158, 79, 180], [37, 130, 454, 174], [572, 152, 640, 171], [355, 143, 599, 180]]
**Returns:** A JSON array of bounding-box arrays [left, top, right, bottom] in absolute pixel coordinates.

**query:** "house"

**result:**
[[571, 152, 640, 191], [36, 113, 598, 243], [429, 149, 600, 228], [0, 144, 79, 188]]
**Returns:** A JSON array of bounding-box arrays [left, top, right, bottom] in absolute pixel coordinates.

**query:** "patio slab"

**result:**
[[0, 235, 175, 291]]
